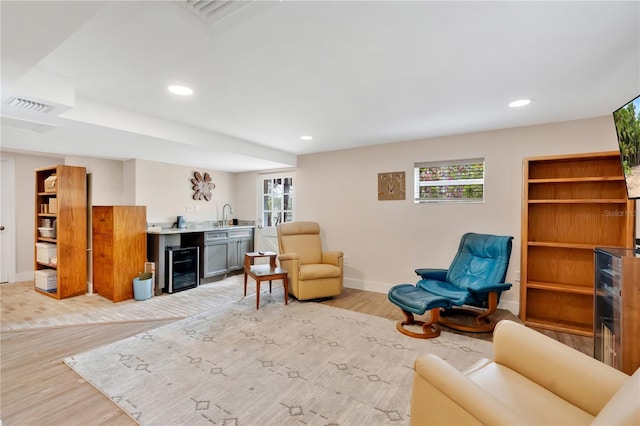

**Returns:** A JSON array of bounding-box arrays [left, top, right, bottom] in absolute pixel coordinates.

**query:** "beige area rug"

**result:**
[[65, 298, 492, 426]]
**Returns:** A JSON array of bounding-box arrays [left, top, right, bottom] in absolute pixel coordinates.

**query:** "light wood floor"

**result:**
[[325, 288, 593, 355], [0, 281, 592, 426]]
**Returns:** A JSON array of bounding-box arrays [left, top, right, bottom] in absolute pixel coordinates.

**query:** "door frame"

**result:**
[[1, 158, 16, 283], [255, 170, 295, 255]]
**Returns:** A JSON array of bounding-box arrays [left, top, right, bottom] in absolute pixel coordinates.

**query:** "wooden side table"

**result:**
[[244, 252, 288, 309]]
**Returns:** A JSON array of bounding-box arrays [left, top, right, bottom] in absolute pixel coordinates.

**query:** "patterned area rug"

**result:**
[[65, 297, 492, 426]]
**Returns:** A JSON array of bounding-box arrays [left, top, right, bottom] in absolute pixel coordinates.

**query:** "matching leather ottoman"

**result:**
[[388, 284, 452, 338]]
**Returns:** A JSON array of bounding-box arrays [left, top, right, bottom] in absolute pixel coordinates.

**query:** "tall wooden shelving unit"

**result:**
[[34, 165, 87, 299], [520, 151, 635, 336]]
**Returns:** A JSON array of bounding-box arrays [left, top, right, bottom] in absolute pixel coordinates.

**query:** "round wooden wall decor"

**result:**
[[191, 171, 215, 201]]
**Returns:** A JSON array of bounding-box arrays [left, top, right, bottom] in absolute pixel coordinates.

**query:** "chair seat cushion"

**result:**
[[299, 263, 341, 280], [468, 362, 594, 425], [416, 279, 468, 306], [388, 284, 451, 315]]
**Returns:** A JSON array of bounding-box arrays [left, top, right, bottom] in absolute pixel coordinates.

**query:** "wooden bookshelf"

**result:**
[[520, 152, 635, 336], [34, 165, 87, 299]]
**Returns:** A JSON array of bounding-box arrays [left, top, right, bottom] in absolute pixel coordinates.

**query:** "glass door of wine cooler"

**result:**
[[594, 247, 631, 369]]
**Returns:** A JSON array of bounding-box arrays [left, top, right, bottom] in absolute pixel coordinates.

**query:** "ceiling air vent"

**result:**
[[4, 96, 52, 113], [177, 0, 253, 25]]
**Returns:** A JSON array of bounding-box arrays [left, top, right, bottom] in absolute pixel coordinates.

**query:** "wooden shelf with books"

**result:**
[[34, 165, 87, 299]]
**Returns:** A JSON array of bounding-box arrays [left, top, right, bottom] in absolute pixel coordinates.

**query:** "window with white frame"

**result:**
[[414, 158, 485, 203], [262, 176, 294, 227]]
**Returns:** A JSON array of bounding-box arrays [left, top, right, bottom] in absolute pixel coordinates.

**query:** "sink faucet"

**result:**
[[222, 203, 233, 224]]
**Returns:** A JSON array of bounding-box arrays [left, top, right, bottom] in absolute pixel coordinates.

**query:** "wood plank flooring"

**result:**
[[1, 321, 172, 426], [324, 288, 594, 356], [1, 281, 592, 425]]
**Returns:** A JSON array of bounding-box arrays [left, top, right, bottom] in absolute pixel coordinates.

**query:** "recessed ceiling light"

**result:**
[[509, 98, 532, 108], [168, 85, 193, 96], [300, 135, 313, 140]]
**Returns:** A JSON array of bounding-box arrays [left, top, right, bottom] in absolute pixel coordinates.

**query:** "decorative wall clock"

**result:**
[[191, 171, 215, 201]]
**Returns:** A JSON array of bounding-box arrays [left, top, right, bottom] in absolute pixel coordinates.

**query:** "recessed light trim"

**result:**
[[509, 98, 532, 108], [168, 85, 194, 96], [300, 135, 313, 140]]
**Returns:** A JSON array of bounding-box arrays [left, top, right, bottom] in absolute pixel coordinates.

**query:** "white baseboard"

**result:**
[[497, 299, 519, 316], [344, 277, 392, 294], [13, 271, 34, 283]]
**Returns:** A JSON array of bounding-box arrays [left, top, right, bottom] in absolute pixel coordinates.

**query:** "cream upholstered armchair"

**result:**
[[411, 320, 639, 426], [276, 221, 343, 300]]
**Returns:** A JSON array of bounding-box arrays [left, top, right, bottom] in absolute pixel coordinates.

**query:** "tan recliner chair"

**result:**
[[277, 221, 343, 300], [411, 320, 639, 426]]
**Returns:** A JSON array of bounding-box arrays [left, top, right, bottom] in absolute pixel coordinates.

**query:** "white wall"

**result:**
[[64, 155, 125, 205], [122, 159, 136, 205], [234, 172, 258, 223], [292, 116, 625, 314], [133, 159, 236, 224]]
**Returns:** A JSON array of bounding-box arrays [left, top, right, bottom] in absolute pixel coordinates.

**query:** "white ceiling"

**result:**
[[1, 1, 639, 172]]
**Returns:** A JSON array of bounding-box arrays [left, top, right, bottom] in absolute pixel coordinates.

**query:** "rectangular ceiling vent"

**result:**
[[4, 96, 53, 114], [177, 0, 253, 25]]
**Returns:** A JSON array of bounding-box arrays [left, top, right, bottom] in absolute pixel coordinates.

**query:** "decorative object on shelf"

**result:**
[[378, 171, 405, 200], [191, 171, 215, 201], [44, 174, 57, 192]]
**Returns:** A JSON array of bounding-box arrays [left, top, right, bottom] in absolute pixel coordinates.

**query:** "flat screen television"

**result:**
[[613, 94, 640, 199]]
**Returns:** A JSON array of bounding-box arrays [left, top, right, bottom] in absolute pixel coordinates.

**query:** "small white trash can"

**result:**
[[133, 277, 153, 301]]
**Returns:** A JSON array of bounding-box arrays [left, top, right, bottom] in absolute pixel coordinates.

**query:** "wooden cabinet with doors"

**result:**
[[520, 152, 635, 336], [92, 206, 147, 302], [34, 165, 87, 299]]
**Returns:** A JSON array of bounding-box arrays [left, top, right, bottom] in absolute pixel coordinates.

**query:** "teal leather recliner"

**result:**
[[388, 232, 513, 338]]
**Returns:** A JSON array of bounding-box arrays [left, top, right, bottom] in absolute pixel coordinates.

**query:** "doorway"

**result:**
[[254, 171, 295, 254], [1, 158, 16, 283]]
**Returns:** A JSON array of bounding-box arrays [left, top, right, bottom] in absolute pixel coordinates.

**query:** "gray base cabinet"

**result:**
[[227, 229, 254, 271], [204, 241, 228, 277]]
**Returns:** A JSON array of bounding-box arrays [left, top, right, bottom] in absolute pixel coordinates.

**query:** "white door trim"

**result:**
[[255, 171, 295, 254], [1, 158, 16, 283]]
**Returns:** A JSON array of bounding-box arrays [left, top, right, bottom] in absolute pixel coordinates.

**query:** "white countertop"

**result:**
[[147, 225, 254, 235]]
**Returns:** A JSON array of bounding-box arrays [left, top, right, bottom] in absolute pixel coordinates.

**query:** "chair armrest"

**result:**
[[468, 282, 512, 293], [415, 268, 448, 280], [322, 250, 343, 266], [412, 354, 522, 426], [493, 320, 629, 415], [278, 254, 299, 279], [278, 253, 299, 262]]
